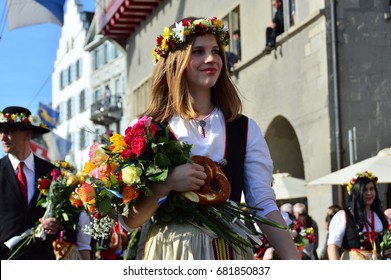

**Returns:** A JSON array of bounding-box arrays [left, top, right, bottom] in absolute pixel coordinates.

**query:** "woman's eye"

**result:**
[[192, 49, 203, 54]]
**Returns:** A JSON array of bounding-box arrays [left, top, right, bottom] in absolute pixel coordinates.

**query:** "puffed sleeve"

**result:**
[[327, 210, 346, 247], [243, 118, 277, 217]]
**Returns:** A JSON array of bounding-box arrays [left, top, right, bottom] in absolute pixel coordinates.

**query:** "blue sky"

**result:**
[[0, 0, 95, 115]]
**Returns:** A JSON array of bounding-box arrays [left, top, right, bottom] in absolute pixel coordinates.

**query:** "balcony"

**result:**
[[90, 95, 123, 127], [99, 0, 163, 43]]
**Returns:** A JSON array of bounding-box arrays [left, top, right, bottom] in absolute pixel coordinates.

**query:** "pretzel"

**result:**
[[53, 239, 72, 259], [182, 155, 231, 205]]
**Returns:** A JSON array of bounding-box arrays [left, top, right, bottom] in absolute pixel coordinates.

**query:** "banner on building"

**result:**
[[7, 0, 65, 31], [38, 102, 60, 130]]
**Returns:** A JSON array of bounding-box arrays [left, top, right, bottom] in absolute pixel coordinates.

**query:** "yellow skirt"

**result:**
[[340, 249, 380, 260], [142, 223, 253, 260]]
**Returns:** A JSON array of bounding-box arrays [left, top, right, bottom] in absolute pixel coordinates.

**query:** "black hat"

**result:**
[[0, 106, 50, 134]]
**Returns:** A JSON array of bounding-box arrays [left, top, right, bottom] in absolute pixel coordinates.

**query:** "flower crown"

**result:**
[[0, 111, 47, 129], [152, 17, 230, 62], [346, 171, 378, 194]]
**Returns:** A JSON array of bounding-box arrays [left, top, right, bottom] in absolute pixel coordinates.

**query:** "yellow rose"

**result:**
[[121, 165, 142, 185], [110, 133, 126, 153], [306, 227, 314, 235], [83, 161, 95, 174], [66, 175, 79, 187]]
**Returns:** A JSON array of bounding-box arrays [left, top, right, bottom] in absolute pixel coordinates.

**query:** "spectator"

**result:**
[[293, 202, 319, 259], [280, 203, 294, 220], [327, 172, 389, 260], [320, 204, 342, 260], [225, 51, 240, 72], [0, 106, 60, 259], [232, 29, 241, 60], [263, 0, 284, 54]]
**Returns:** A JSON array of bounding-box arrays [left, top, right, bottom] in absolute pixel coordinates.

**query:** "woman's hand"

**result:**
[[162, 163, 207, 194]]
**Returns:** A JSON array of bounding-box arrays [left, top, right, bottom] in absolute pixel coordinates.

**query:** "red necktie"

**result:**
[[17, 162, 28, 204]]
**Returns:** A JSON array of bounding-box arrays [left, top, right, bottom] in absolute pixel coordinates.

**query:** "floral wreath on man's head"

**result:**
[[346, 171, 378, 194], [0, 111, 47, 129], [152, 17, 230, 62]]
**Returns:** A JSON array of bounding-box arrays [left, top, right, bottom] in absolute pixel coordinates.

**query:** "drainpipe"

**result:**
[[330, 0, 344, 207]]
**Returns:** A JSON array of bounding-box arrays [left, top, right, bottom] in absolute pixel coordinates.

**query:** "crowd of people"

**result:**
[[1, 14, 390, 261]]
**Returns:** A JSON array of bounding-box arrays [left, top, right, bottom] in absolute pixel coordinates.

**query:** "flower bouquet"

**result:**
[[76, 116, 193, 239], [289, 219, 316, 252], [255, 218, 316, 259], [77, 116, 286, 251], [7, 161, 84, 259]]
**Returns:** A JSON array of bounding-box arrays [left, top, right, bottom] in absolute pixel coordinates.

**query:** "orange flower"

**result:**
[[122, 184, 138, 204], [69, 193, 83, 208], [76, 182, 96, 205]]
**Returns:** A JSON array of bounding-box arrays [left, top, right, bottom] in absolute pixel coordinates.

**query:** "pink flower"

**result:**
[[50, 169, 62, 180]]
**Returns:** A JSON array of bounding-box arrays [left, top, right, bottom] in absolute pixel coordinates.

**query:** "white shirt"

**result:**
[[9, 152, 35, 205], [168, 109, 277, 217]]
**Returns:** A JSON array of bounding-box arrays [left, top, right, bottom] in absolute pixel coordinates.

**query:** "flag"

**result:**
[[7, 0, 65, 31], [43, 131, 72, 161], [38, 102, 59, 129], [30, 140, 49, 160]]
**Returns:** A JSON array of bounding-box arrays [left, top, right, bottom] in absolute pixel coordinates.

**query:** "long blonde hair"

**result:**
[[141, 17, 242, 122]]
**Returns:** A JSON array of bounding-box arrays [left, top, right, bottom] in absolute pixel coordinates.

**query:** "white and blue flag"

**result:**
[[7, 0, 65, 31]]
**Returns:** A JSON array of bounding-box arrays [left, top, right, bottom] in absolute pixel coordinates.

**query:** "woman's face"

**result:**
[[185, 34, 223, 93], [362, 181, 376, 206]]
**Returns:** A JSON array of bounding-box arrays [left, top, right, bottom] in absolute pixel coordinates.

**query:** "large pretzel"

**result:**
[[182, 155, 231, 205]]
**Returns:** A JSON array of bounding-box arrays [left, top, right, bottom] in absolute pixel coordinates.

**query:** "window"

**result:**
[[93, 49, 98, 70], [67, 66, 72, 84], [97, 46, 104, 69], [223, 6, 240, 55], [104, 43, 108, 64], [70, 64, 76, 84], [76, 59, 82, 79], [66, 98, 72, 120], [59, 71, 64, 89], [56, 105, 62, 124], [79, 128, 89, 150], [289, 0, 296, 26], [79, 90, 86, 112]]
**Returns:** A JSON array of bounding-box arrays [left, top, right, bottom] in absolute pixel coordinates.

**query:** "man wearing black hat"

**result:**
[[0, 106, 60, 259]]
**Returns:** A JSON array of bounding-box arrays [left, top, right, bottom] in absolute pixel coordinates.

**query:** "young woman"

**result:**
[[327, 172, 389, 260], [121, 17, 300, 260]]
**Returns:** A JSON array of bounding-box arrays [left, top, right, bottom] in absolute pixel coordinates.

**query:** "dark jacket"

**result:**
[[0, 155, 56, 259]]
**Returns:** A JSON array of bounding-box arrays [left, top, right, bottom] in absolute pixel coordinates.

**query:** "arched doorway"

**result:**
[[265, 116, 304, 179]]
